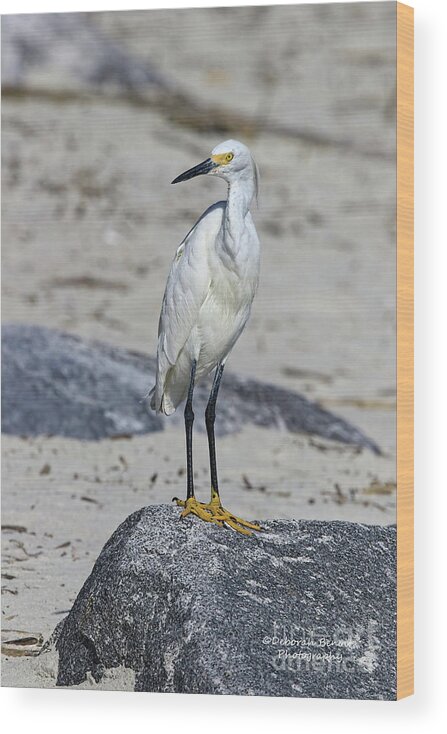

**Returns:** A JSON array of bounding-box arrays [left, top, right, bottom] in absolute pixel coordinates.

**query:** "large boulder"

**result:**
[[1, 323, 380, 451], [51, 504, 396, 699]]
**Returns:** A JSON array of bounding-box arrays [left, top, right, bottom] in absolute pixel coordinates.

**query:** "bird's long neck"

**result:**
[[223, 175, 256, 250]]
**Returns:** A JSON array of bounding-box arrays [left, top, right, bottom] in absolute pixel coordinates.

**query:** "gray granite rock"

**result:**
[[51, 504, 396, 699], [1, 323, 380, 452], [1, 323, 162, 440]]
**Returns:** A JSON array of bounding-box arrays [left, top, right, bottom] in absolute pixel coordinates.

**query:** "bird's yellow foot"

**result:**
[[173, 492, 261, 536]]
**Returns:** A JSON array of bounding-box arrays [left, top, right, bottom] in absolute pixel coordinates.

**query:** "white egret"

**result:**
[[149, 140, 261, 535]]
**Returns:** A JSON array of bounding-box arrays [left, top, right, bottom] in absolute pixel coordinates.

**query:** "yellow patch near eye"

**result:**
[[211, 152, 234, 166]]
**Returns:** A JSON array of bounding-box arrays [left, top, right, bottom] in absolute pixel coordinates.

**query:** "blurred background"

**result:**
[[2, 2, 397, 514], [2, 4, 396, 397]]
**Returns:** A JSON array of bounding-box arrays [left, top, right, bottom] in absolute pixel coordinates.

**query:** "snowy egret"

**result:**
[[150, 140, 261, 535]]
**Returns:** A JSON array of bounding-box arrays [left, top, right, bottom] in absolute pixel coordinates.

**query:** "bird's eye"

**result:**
[[225, 153, 234, 162]]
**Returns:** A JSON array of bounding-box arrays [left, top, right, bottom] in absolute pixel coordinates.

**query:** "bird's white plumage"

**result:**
[[150, 140, 260, 415]]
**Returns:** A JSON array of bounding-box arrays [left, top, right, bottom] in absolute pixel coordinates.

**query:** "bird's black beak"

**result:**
[[171, 158, 216, 184]]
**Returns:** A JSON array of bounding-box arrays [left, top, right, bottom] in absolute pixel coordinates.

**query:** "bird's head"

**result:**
[[171, 139, 258, 197]]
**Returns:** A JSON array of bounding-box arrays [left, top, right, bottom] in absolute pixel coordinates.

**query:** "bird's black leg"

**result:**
[[205, 363, 225, 499], [175, 360, 260, 535], [185, 359, 197, 500]]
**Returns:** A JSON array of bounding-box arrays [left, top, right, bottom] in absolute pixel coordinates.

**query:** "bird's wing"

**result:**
[[157, 202, 225, 367]]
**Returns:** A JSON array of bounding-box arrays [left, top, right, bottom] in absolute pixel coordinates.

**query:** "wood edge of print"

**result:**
[[396, 1, 414, 700]]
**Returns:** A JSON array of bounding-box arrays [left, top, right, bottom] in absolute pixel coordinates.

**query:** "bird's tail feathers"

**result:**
[[148, 385, 156, 410], [161, 394, 176, 416], [147, 382, 176, 416]]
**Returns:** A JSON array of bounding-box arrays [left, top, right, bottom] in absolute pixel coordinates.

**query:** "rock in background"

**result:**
[[51, 504, 397, 699], [2, 323, 379, 452], [1, 13, 166, 96]]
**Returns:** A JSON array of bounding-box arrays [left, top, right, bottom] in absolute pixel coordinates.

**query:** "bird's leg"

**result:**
[[174, 362, 261, 536], [174, 360, 209, 518], [205, 363, 225, 501], [184, 359, 197, 500], [204, 365, 261, 535]]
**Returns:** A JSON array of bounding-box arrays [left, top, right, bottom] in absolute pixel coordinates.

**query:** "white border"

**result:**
[[1, 0, 446, 730]]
